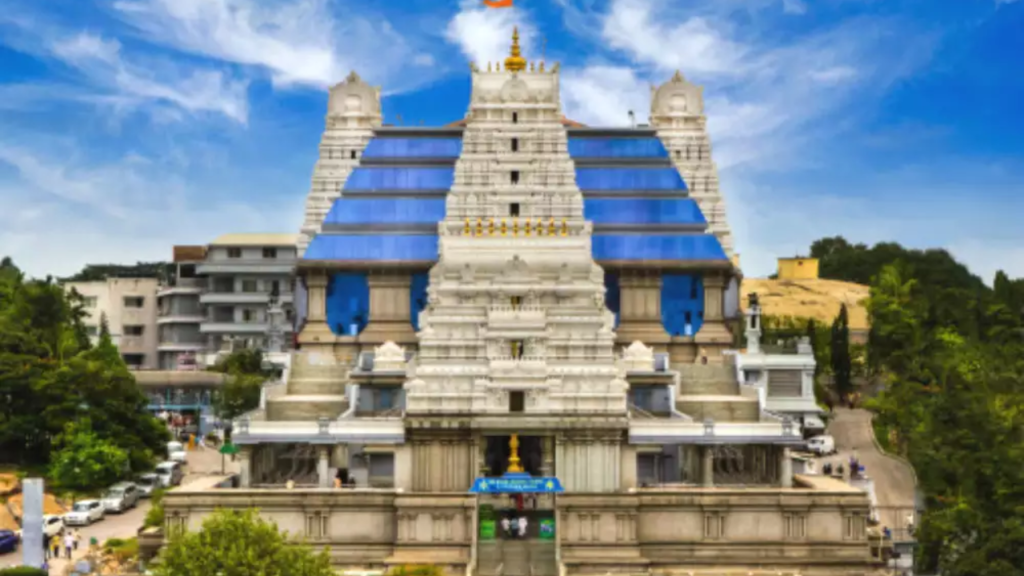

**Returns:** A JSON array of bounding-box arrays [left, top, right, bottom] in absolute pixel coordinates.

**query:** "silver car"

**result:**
[[101, 482, 140, 513], [135, 474, 160, 497]]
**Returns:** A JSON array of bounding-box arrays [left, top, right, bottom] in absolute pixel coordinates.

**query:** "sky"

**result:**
[[1, 0, 1022, 282]]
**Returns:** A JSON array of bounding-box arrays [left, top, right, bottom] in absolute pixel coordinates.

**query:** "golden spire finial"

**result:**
[[507, 434, 524, 473], [504, 26, 527, 73]]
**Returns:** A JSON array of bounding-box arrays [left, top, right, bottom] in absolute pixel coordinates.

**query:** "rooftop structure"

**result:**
[[163, 29, 880, 576]]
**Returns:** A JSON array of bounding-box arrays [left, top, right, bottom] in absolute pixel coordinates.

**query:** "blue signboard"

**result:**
[[469, 472, 564, 494]]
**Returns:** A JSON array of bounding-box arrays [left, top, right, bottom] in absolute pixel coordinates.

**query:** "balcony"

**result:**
[[121, 308, 148, 325], [200, 322, 270, 334], [200, 292, 271, 305], [119, 335, 147, 352], [157, 341, 206, 352], [196, 261, 295, 275], [157, 277, 205, 296], [157, 314, 205, 325]]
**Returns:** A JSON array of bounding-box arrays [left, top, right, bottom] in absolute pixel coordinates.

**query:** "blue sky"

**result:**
[[1, 0, 1022, 281]]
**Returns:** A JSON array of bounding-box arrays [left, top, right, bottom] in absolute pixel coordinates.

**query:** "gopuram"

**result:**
[[162, 29, 881, 576]]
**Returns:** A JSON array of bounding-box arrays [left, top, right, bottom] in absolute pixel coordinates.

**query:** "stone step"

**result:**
[[289, 362, 348, 380], [287, 377, 347, 396], [676, 395, 760, 422], [677, 365, 740, 396], [266, 395, 348, 421]]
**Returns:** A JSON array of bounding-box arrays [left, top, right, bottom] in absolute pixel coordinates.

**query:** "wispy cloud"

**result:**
[[445, 0, 538, 66]]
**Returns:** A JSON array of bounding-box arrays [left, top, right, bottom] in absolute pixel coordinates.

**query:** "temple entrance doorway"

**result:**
[[483, 435, 543, 477]]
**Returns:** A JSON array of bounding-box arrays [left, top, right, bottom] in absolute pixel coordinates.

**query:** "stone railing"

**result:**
[[162, 488, 474, 570], [558, 481, 877, 574], [628, 418, 802, 444]]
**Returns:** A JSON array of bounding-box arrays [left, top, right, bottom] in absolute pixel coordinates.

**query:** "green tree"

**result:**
[[48, 420, 129, 494], [155, 509, 333, 576], [212, 373, 264, 422], [830, 304, 852, 401]]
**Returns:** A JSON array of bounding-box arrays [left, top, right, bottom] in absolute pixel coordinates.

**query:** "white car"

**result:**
[[63, 500, 105, 526], [807, 434, 836, 455], [13, 515, 63, 542], [167, 441, 188, 464]]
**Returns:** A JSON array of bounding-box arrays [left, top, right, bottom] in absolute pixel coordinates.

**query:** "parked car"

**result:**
[[167, 441, 188, 464], [43, 514, 64, 538], [807, 434, 836, 455], [136, 473, 160, 497], [101, 482, 140, 513], [154, 461, 184, 488], [63, 500, 105, 526], [0, 530, 18, 554]]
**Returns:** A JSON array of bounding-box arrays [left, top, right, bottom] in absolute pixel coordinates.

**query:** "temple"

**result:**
[[162, 29, 878, 576]]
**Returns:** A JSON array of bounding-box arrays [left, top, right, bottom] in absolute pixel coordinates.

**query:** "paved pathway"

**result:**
[[3, 445, 237, 573], [823, 408, 918, 537]]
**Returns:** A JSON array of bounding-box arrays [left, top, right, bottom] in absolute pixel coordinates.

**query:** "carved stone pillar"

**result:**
[[701, 446, 714, 488], [780, 446, 793, 488], [541, 435, 554, 477], [615, 270, 670, 345], [298, 269, 336, 347], [239, 445, 252, 488], [317, 446, 330, 488], [360, 271, 417, 345], [695, 272, 733, 353]]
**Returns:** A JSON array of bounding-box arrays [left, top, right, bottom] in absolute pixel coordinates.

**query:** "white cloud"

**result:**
[[51, 33, 122, 64], [111, 0, 424, 90], [810, 66, 858, 83], [782, 0, 807, 15], [445, 0, 538, 66], [0, 138, 302, 279]]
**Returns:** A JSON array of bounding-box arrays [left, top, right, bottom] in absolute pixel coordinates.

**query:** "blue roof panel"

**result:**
[[325, 198, 446, 225], [575, 168, 687, 191], [362, 138, 462, 159], [592, 234, 728, 261], [584, 198, 707, 226], [304, 234, 439, 261], [343, 167, 454, 191], [568, 138, 669, 159]]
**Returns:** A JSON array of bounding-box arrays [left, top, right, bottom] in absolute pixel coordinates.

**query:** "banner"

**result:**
[[469, 472, 564, 494]]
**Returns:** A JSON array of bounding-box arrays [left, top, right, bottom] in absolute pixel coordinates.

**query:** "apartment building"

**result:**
[[65, 277, 160, 369], [191, 234, 298, 361], [156, 246, 208, 370]]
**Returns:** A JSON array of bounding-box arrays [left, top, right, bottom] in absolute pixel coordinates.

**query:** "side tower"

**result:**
[[650, 72, 735, 260], [298, 72, 382, 255]]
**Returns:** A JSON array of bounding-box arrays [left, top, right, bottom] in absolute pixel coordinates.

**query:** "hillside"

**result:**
[[740, 278, 871, 331]]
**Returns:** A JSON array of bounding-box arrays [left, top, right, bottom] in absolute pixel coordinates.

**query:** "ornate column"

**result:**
[[540, 435, 554, 477], [298, 269, 336, 346], [360, 271, 417, 345], [695, 272, 733, 352], [615, 270, 670, 346], [239, 446, 252, 488], [318, 446, 331, 488], [701, 446, 714, 488], [780, 446, 793, 488]]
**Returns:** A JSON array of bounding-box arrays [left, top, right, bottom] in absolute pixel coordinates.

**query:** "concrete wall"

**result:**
[[66, 278, 160, 369]]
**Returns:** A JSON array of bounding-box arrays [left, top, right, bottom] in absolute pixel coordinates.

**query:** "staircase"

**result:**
[[675, 364, 761, 423], [477, 540, 557, 576], [265, 353, 351, 421]]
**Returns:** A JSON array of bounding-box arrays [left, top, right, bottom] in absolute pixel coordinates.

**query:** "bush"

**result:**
[[390, 566, 445, 576], [104, 537, 139, 563], [144, 489, 166, 529], [0, 568, 49, 576]]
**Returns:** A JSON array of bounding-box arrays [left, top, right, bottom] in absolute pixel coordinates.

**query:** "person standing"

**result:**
[[518, 515, 529, 539], [43, 533, 51, 560], [73, 528, 81, 551], [64, 530, 74, 559], [51, 532, 61, 559], [501, 516, 511, 539]]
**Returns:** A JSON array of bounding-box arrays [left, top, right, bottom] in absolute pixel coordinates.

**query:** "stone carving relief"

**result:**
[[622, 341, 655, 372], [650, 70, 704, 118], [374, 341, 406, 371], [327, 71, 382, 117], [500, 77, 531, 102]]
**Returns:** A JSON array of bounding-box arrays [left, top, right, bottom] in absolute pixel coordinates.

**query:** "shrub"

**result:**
[[390, 565, 446, 576], [0, 567, 49, 576]]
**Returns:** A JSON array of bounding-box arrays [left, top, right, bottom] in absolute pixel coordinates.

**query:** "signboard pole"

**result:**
[[21, 478, 44, 569]]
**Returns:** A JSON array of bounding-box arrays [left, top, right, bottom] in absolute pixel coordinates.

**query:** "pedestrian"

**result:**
[[43, 533, 51, 559], [518, 515, 528, 539], [52, 532, 61, 559], [73, 528, 81, 551], [64, 530, 74, 558], [501, 516, 511, 539]]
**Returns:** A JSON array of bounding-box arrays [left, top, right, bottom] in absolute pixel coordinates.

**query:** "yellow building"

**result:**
[[777, 256, 819, 280]]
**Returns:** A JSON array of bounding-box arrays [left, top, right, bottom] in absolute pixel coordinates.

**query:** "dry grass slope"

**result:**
[[740, 278, 871, 331]]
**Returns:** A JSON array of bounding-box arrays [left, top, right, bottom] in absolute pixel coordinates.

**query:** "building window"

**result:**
[[227, 248, 242, 258], [510, 296, 522, 308], [271, 280, 281, 295], [350, 150, 357, 160], [262, 248, 277, 259], [123, 297, 144, 308], [512, 111, 518, 124], [242, 309, 256, 322], [241, 280, 259, 293], [85, 325, 98, 337], [82, 296, 98, 308], [510, 340, 524, 359], [509, 203, 520, 217], [510, 171, 520, 184], [511, 138, 519, 152], [125, 325, 144, 336], [121, 353, 144, 368], [509, 391, 525, 413]]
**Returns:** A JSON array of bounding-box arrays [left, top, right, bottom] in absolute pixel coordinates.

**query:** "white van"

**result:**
[[167, 441, 188, 464], [806, 435, 836, 456]]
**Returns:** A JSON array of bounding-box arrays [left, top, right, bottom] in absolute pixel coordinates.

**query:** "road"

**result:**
[[2, 445, 237, 572], [824, 408, 918, 536]]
